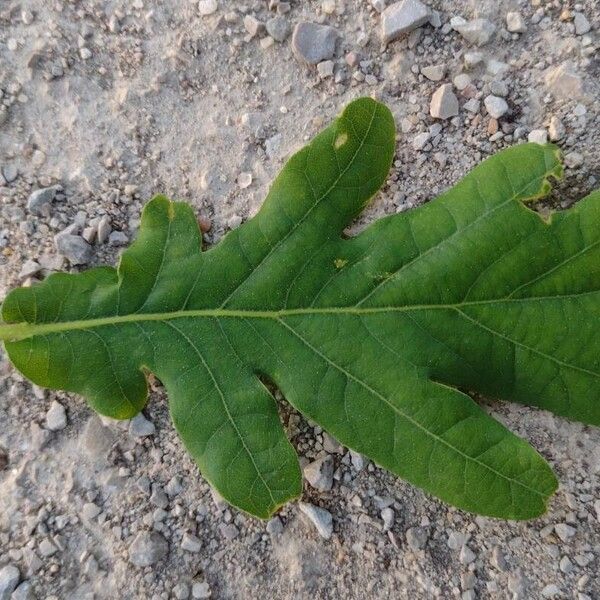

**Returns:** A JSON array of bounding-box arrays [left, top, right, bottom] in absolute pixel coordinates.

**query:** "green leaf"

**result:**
[[1, 98, 599, 521]]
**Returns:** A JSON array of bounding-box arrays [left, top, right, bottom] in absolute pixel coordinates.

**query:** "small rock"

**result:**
[[447, 531, 469, 550], [79, 47, 92, 60], [129, 413, 155, 437], [528, 129, 548, 144], [484, 95, 509, 119], [453, 18, 495, 46], [219, 523, 239, 540], [237, 172, 253, 189], [108, 231, 128, 246], [463, 98, 480, 113], [128, 531, 169, 567], [573, 13, 591, 36], [181, 533, 202, 553], [381, 507, 394, 531], [266, 517, 284, 536], [45, 401, 67, 431], [490, 80, 508, 96], [97, 216, 112, 244], [453, 73, 471, 90], [173, 583, 190, 600], [54, 232, 93, 265], [292, 22, 340, 65], [38, 539, 57, 557], [298, 502, 333, 539], [0, 565, 19, 600], [459, 545, 476, 565], [559, 555, 573, 574], [198, 0, 217, 16], [317, 60, 334, 78], [506, 12, 527, 33], [381, 0, 431, 44], [491, 546, 509, 571], [82, 502, 102, 520], [430, 83, 459, 119], [27, 185, 61, 215], [554, 523, 576, 542], [2, 165, 18, 183], [421, 64, 445, 81], [564, 151, 583, 169], [541, 584, 561, 598], [10, 581, 33, 600], [243, 15, 264, 37], [406, 526, 428, 550], [266, 16, 290, 42], [150, 484, 169, 509], [192, 582, 211, 599], [412, 132, 430, 150], [18, 259, 42, 280], [303, 454, 334, 491]]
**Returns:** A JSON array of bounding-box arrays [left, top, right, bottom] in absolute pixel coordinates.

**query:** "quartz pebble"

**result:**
[[198, 0, 217, 16], [192, 582, 211, 599], [528, 129, 548, 144], [430, 84, 459, 119], [381, 0, 431, 44], [292, 22, 340, 65], [506, 12, 527, 33], [128, 531, 169, 566]]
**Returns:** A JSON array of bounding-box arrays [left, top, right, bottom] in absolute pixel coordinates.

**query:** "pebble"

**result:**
[[10, 582, 33, 600], [82, 502, 102, 520], [54, 232, 93, 265], [406, 526, 428, 550], [266, 517, 284, 536], [453, 18, 496, 46], [491, 546, 509, 571], [506, 12, 527, 33], [38, 539, 57, 557], [219, 523, 239, 540], [559, 555, 573, 574], [198, 0, 217, 16], [554, 523, 576, 542], [490, 80, 508, 96], [381, 507, 394, 531], [381, 0, 431, 44], [150, 484, 169, 509], [298, 502, 333, 539], [541, 584, 561, 598], [453, 73, 470, 90], [79, 47, 92, 60], [45, 400, 67, 431], [317, 60, 334, 78], [2, 165, 18, 183], [243, 15, 263, 38], [18, 259, 42, 280], [412, 132, 430, 150], [128, 531, 169, 566], [564, 151, 583, 168], [27, 185, 61, 215], [459, 545, 476, 565], [181, 533, 202, 553], [303, 454, 334, 491], [528, 129, 548, 144], [0, 565, 20, 600], [192, 582, 211, 599], [430, 83, 459, 119], [447, 531, 469, 550], [291, 22, 340, 65], [173, 583, 190, 600], [573, 13, 591, 35], [97, 216, 112, 244], [108, 231, 128, 246], [421, 64, 445, 81], [484, 95, 509, 119], [237, 172, 253, 189], [463, 98, 480, 113], [129, 413, 155, 437], [266, 16, 290, 42]]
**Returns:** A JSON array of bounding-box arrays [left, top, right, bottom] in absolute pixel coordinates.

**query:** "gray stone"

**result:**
[[484, 95, 509, 119], [463, 98, 480, 113], [219, 523, 239, 540], [97, 216, 112, 244], [45, 400, 67, 431], [412, 132, 430, 150], [453, 18, 495, 46], [243, 15, 264, 37], [266, 16, 290, 42], [541, 584, 561, 598], [38, 538, 57, 557], [490, 80, 508, 96], [459, 545, 476, 564], [54, 232, 93, 265], [129, 413, 155, 437], [82, 502, 102, 520], [430, 83, 459, 119], [0, 565, 19, 600], [1, 165, 18, 183], [491, 546, 509, 571], [574, 13, 591, 35], [27, 185, 61, 215], [181, 533, 202, 553], [303, 454, 334, 491], [292, 22, 339, 65], [506, 12, 527, 33], [453, 73, 471, 90], [381, 0, 431, 44], [10, 581, 34, 600], [128, 531, 169, 566], [421, 64, 445, 81], [108, 230, 128, 246], [192, 582, 211, 599], [266, 517, 284, 536], [18, 259, 42, 280], [554, 523, 576, 542], [299, 502, 333, 539], [173, 583, 190, 600], [406, 526, 428, 550], [381, 507, 394, 531], [150, 484, 169, 509]]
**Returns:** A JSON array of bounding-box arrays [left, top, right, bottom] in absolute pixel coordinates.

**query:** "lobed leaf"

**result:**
[[1, 98, 599, 520]]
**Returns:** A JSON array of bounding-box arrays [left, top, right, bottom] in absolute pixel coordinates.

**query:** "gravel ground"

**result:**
[[0, 1, 599, 599]]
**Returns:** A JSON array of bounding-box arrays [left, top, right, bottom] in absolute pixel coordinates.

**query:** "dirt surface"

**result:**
[[0, 1, 599, 599]]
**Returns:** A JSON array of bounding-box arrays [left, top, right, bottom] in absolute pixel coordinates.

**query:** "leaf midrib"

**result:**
[[1, 290, 598, 342]]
